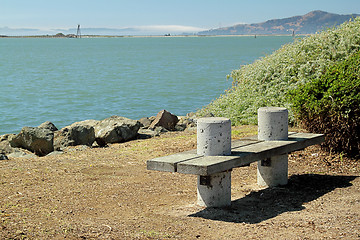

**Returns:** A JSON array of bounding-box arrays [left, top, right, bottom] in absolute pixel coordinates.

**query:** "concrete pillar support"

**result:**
[[257, 107, 289, 187], [197, 171, 232, 207], [196, 117, 231, 207], [197, 117, 231, 156]]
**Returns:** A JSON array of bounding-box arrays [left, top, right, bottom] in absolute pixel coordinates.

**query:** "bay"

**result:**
[[0, 36, 295, 134]]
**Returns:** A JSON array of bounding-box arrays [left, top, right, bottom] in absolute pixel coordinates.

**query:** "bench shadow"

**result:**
[[189, 174, 357, 224]]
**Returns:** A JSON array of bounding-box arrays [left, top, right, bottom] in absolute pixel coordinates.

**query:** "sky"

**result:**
[[1, 0, 360, 35]]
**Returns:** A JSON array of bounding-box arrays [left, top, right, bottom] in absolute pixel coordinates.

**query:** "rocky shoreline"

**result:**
[[0, 110, 198, 160]]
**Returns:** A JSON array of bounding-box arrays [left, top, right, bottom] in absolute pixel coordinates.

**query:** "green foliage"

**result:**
[[290, 51, 360, 157], [198, 17, 360, 125]]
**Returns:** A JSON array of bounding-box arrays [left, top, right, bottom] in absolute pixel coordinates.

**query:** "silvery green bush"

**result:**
[[198, 17, 360, 125]]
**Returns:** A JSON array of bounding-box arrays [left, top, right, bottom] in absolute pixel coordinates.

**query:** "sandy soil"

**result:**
[[1, 126, 359, 239]]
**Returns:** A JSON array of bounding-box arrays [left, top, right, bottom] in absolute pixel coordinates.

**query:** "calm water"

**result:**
[[0, 36, 294, 134]]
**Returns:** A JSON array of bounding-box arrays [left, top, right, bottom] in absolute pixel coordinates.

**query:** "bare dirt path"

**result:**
[[1, 127, 359, 239]]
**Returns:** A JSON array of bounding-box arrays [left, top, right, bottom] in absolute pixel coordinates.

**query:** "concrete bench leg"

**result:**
[[257, 154, 288, 187], [257, 107, 289, 187], [196, 117, 231, 207], [197, 171, 232, 207]]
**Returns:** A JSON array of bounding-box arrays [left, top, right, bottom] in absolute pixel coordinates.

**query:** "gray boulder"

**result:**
[[138, 117, 153, 129], [38, 121, 58, 132], [149, 110, 179, 131], [176, 116, 197, 131], [94, 116, 141, 146], [54, 121, 95, 150], [0, 153, 8, 160], [0, 134, 16, 155], [7, 148, 38, 159], [138, 126, 168, 139], [78, 119, 99, 128], [10, 127, 54, 156]]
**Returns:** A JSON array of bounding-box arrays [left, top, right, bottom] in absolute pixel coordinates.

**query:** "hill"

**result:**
[[199, 10, 359, 35]]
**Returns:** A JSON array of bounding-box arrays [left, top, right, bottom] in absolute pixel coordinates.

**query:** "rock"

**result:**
[[154, 126, 168, 134], [54, 121, 95, 150], [137, 129, 154, 139], [46, 151, 64, 156], [0, 134, 13, 141], [175, 116, 187, 131], [177, 116, 197, 130], [38, 121, 58, 132], [139, 117, 152, 129], [149, 110, 179, 131], [77, 119, 99, 128], [0, 153, 8, 160], [0, 134, 16, 154], [138, 126, 168, 139], [94, 116, 141, 146], [175, 124, 186, 131], [63, 145, 91, 153], [7, 148, 38, 159], [9, 127, 54, 156]]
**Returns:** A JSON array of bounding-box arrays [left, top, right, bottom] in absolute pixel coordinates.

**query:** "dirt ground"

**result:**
[[1, 126, 359, 239]]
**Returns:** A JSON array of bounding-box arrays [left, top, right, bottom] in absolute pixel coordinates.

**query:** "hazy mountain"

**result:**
[[199, 10, 360, 35]]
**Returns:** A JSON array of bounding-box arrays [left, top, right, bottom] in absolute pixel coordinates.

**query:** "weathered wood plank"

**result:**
[[177, 133, 324, 175]]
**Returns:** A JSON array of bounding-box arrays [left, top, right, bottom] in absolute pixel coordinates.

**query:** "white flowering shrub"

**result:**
[[198, 17, 360, 125]]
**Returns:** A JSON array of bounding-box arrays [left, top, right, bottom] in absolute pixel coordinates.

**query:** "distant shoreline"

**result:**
[[0, 34, 309, 39]]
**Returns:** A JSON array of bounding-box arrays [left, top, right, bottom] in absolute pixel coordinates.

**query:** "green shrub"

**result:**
[[289, 51, 360, 157], [198, 17, 360, 125]]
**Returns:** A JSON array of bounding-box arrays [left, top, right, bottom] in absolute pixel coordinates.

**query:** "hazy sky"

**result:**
[[1, 0, 359, 34]]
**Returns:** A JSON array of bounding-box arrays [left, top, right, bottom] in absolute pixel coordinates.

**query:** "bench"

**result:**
[[147, 107, 325, 207]]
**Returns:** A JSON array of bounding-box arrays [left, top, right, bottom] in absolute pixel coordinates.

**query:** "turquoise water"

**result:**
[[0, 36, 294, 134]]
